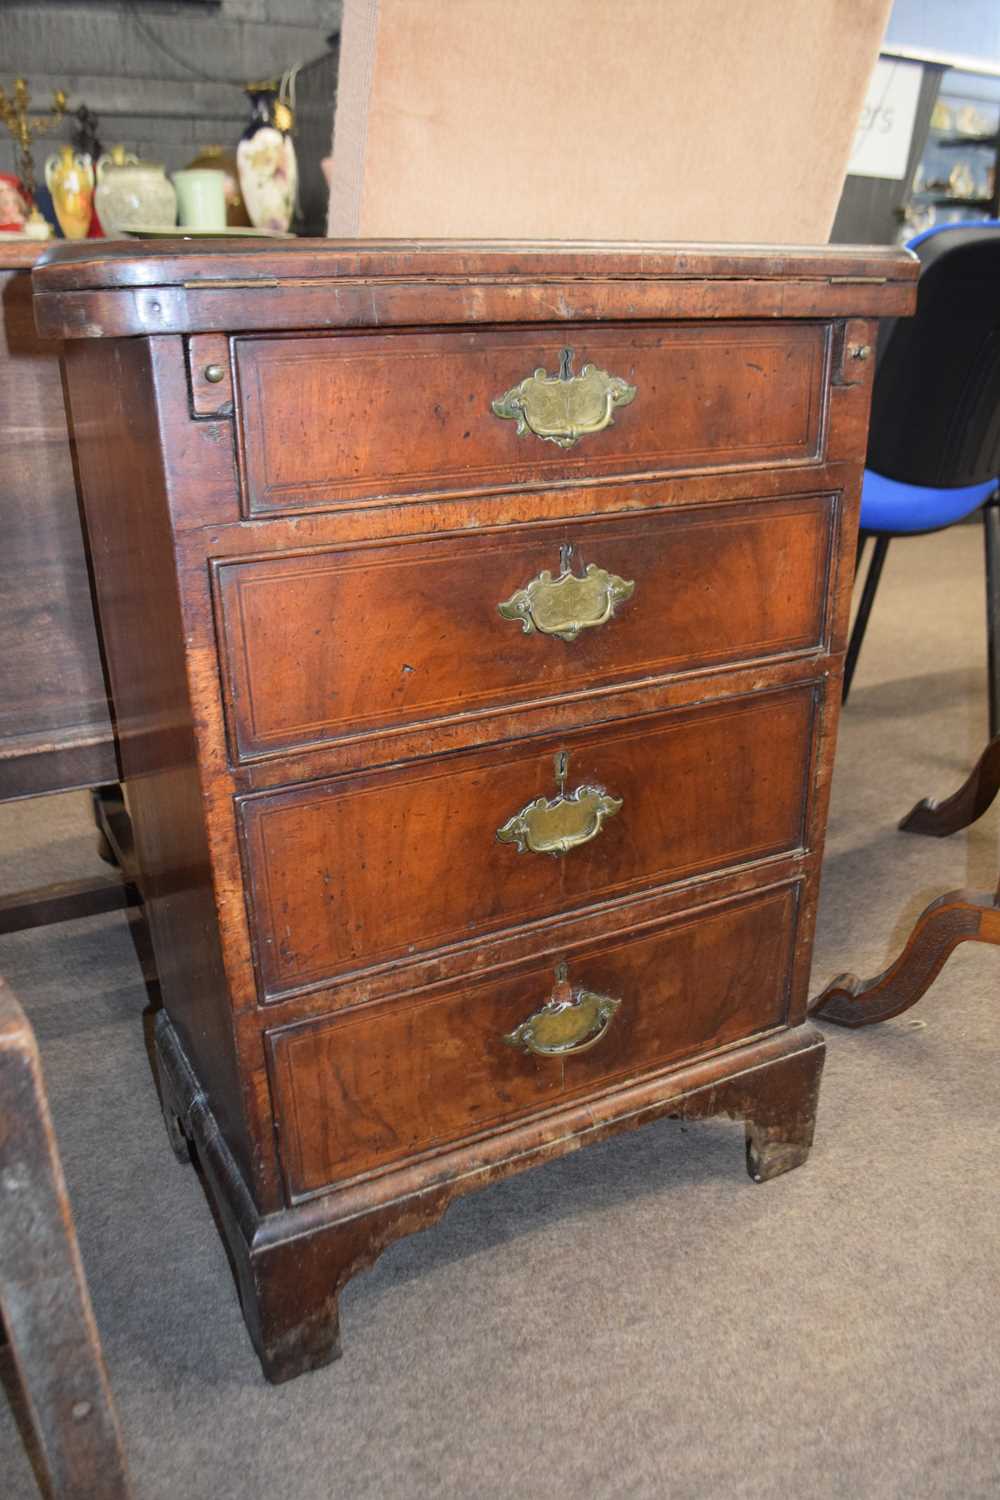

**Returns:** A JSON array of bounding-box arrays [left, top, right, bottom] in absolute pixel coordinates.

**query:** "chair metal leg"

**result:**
[[983, 497, 1000, 740], [843, 534, 890, 704]]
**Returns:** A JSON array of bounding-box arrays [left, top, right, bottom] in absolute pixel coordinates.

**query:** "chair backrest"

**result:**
[[867, 221, 1000, 488]]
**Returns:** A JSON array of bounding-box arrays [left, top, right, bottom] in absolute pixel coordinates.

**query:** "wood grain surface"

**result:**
[[32, 240, 918, 340], [216, 492, 834, 763], [269, 880, 799, 1195], [38, 241, 912, 1379], [241, 685, 815, 997], [0, 250, 115, 800], [235, 323, 828, 513], [0, 978, 131, 1495]]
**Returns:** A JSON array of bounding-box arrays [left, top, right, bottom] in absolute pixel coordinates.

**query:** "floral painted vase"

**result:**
[[44, 145, 95, 239], [236, 85, 297, 234]]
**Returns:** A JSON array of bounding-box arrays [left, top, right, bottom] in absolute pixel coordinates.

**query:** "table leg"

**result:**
[[811, 887, 1000, 1027], [0, 979, 131, 1497], [898, 735, 1000, 837]]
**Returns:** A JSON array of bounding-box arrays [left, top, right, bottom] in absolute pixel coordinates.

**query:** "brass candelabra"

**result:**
[[0, 77, 67, 208]]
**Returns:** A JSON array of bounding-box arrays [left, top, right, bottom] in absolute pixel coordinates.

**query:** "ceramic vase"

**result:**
[[237, 86, 297, 233], [94, 149, 176, 235], [44, 145, 95, 240]]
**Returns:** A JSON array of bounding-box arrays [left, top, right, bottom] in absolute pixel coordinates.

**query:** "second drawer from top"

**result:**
[[215, 491, 836, 766]]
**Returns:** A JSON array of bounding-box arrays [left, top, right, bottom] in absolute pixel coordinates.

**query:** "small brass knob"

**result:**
[[848, 343, 872, 361], [204, 363, 225, 384]]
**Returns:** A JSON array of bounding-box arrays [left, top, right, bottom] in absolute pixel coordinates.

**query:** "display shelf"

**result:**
[[910, 191, 994, 208], [900, 67, 1000, 239], [937, 133, 1000, 149]]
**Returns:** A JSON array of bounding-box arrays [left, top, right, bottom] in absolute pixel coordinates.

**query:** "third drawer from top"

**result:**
[[239, 681, 819, 1001]]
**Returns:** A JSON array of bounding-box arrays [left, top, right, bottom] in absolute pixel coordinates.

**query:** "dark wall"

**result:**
[[0, 1, 339, 179]]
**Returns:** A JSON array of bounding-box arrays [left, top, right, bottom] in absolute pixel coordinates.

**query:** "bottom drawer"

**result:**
[[267, 879, 800, 1199]]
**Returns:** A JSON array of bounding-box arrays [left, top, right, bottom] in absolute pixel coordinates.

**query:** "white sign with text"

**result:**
[[848, 58, 923, 181]]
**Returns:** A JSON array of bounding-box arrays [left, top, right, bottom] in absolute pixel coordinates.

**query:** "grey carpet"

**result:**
[[2, 525, 999, 1500]]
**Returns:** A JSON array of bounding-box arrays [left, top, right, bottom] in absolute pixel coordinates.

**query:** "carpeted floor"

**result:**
[[2, 526, 999, 1500]]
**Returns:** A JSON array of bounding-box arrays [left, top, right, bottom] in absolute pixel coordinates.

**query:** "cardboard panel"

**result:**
[[328, 0, 891, 242]]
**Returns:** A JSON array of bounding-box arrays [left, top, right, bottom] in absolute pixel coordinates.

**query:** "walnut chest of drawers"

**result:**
[[34, 241, 916, 1382]]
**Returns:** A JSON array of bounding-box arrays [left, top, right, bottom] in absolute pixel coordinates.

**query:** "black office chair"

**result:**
[[843, 222, 1000, 736]]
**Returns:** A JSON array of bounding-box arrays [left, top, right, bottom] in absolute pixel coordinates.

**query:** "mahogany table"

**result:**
[[0, 241, 137, 935]]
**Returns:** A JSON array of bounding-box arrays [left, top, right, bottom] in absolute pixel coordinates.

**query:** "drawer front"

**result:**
[[241, 685, 815, 998], [267, 879, 799, 1197], [235, 322, 830, 515], [217, 494, 834, 764]]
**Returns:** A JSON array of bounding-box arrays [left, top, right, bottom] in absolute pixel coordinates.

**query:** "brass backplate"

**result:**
[[496, 784, 622, 856], [491, 349, 636, 449], [504, 978, 621, 1057], [498, 561, 634, 642]]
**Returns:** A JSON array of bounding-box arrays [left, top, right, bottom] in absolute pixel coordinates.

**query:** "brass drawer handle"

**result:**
[[504, 964, 621, 1057], [497, 782, 622, 856], [491, 346, 636, 449], [499, 549, 634, 643]]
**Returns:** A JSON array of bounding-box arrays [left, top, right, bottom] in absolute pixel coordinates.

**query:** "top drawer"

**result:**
[[234, 322, 831, 516]]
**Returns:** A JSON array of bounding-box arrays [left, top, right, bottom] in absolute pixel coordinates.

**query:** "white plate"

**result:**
[[120, 224, 294, 239]]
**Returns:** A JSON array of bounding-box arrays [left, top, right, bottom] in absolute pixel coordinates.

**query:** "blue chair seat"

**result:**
[[837, 221, 1000, 720], [861, 470, 997, 535]]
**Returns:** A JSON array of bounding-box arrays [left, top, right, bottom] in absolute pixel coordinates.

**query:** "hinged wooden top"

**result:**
[[0, 240, 47, 273], [32, 238, 918, 340]]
